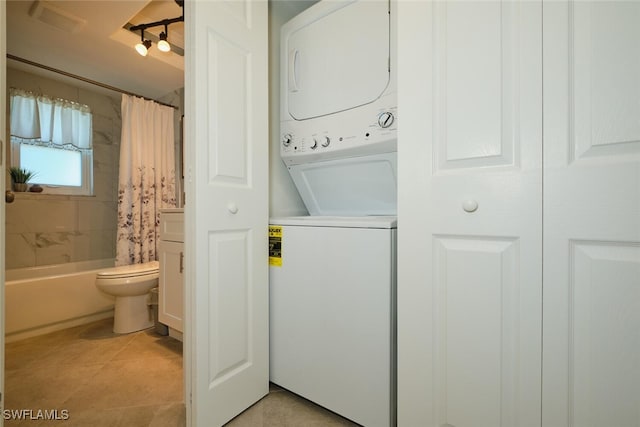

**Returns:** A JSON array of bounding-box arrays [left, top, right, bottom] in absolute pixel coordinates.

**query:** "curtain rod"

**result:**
[[6, 54, 179, 110]]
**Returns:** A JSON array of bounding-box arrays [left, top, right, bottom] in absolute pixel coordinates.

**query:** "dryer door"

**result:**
[[284, 0, 390, 121]]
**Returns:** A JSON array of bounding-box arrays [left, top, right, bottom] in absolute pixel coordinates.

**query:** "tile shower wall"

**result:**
[[5, 67, 121, 269], [158, 88, 185, 207]]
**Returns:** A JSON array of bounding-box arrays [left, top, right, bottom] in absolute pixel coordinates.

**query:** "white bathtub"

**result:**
[[5, 259, 116, 342]]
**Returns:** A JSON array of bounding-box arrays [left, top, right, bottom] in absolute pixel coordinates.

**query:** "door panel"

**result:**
[[571, 2, 640, 157], [435, 1, 518, 170], [207, 32, 249, 184], [398, 1, 542, 426], [543, 2, 640, 426], [433, 237, 521, 427], [185, 0, 268, 425], [209, 230, 250, 384], [570, 242, 640, 427]]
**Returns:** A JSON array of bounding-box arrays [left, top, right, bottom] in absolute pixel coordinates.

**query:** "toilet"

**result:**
[[95, 261, 160, 334]]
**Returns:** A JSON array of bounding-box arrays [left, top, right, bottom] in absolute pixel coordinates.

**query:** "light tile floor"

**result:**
[[5, 318, 184, 427], [4, 318, 359, 427], [226, 383, 359, 427]]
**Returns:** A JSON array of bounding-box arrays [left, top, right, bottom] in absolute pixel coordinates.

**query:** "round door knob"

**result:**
[[227, 203, 238, 214], [378, 111, 395, 128], [462, 200, 478, 213]]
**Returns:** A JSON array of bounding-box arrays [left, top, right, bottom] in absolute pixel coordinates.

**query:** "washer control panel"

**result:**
[[280, 103, 397, 166]]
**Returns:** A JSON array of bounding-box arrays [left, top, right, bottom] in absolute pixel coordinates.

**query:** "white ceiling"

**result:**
[[6, 0, 185, 101]]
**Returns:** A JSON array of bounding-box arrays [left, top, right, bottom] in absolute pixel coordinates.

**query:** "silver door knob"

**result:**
[[462, 200, 478, 213]]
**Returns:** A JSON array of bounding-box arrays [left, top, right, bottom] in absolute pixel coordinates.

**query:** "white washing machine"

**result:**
[[271, 1, 397, 425], [269, 216, 396, 427]]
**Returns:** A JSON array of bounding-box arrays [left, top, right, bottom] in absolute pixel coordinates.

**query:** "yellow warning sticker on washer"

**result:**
[[269, 226, 282, 267]]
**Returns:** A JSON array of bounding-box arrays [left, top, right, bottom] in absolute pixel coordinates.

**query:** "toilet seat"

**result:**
[[97, 261, 159, 280]]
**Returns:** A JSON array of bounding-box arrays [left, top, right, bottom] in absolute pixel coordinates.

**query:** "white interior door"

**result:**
[[184, 0, 269, 425], [397, 1, 542, 425], [542, 2, 640, 426], [0, 1, 6, 421]]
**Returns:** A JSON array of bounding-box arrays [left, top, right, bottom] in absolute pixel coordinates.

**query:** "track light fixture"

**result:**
[[130, 0, 183, 57], [135, 30, 152, 57], [157, 25, 171, 53]]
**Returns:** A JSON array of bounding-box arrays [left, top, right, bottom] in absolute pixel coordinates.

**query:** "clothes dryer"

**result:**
[[280, 0, 397, 216]]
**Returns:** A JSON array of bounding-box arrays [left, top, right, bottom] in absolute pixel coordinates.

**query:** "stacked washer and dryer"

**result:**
[[269, 1, 397, 426]]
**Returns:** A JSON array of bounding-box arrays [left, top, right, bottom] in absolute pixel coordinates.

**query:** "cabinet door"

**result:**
[[543, 2, 640, 426], [397, 1, 542, 426], [159, 240, 184, 332]]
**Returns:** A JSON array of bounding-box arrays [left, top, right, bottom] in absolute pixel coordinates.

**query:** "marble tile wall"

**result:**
[[157, 88, 184, 207], [5, 67, 121, 269]]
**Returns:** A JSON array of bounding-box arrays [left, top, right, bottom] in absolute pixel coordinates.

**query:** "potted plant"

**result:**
[[9, 167, 37, 192]]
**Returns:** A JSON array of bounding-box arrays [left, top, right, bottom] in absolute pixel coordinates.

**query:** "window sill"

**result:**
[[9, 191, 96, 201]]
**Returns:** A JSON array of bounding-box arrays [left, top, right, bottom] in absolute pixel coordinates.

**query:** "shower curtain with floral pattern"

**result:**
[[116, 94, 177, 266]]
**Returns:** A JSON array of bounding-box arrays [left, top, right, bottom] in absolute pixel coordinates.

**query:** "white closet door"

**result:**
[[185, 0, 269, 425], [543, 2, 640, 426], [398, 1, 542, 426]]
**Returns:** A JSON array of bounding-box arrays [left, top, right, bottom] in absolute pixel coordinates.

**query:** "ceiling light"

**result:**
[[129, 1, 183, 57], [158, 25, 171, 53], [135, 39, 152, 57], [135, 30, 152, 56]]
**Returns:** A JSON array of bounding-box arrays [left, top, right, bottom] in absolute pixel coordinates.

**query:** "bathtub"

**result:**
[[5, 259, 116, 342]]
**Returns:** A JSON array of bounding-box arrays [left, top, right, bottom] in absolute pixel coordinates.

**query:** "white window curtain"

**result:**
[[9, 87, 92, 149]]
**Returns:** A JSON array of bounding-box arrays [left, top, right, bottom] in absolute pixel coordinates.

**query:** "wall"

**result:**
[[267, 0, 315, 217], [2, 1, 311, 269], [5, 67, 121, 269]]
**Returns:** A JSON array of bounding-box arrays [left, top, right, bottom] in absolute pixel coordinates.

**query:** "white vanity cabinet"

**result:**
[[159, 209, 184, 338]]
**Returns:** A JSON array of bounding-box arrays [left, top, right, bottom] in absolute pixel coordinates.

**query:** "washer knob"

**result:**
[[321, 136, 330, 147], [310, 139, 318, 149], [378, 112, 395, 128], [282, 134, 292, 147]]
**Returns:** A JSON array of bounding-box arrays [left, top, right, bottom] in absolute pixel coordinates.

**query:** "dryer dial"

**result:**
[[321, 136, 331, 147], [282, 134, 292, 147], [310, 139, 318, 149], [378, 112, 395, 128]]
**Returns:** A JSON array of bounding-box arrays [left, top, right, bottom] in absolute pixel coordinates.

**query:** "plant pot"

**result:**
[[12, 183, 28, 192]]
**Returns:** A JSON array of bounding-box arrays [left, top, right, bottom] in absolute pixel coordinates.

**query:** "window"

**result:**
[[9, 88, 93, 196]]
